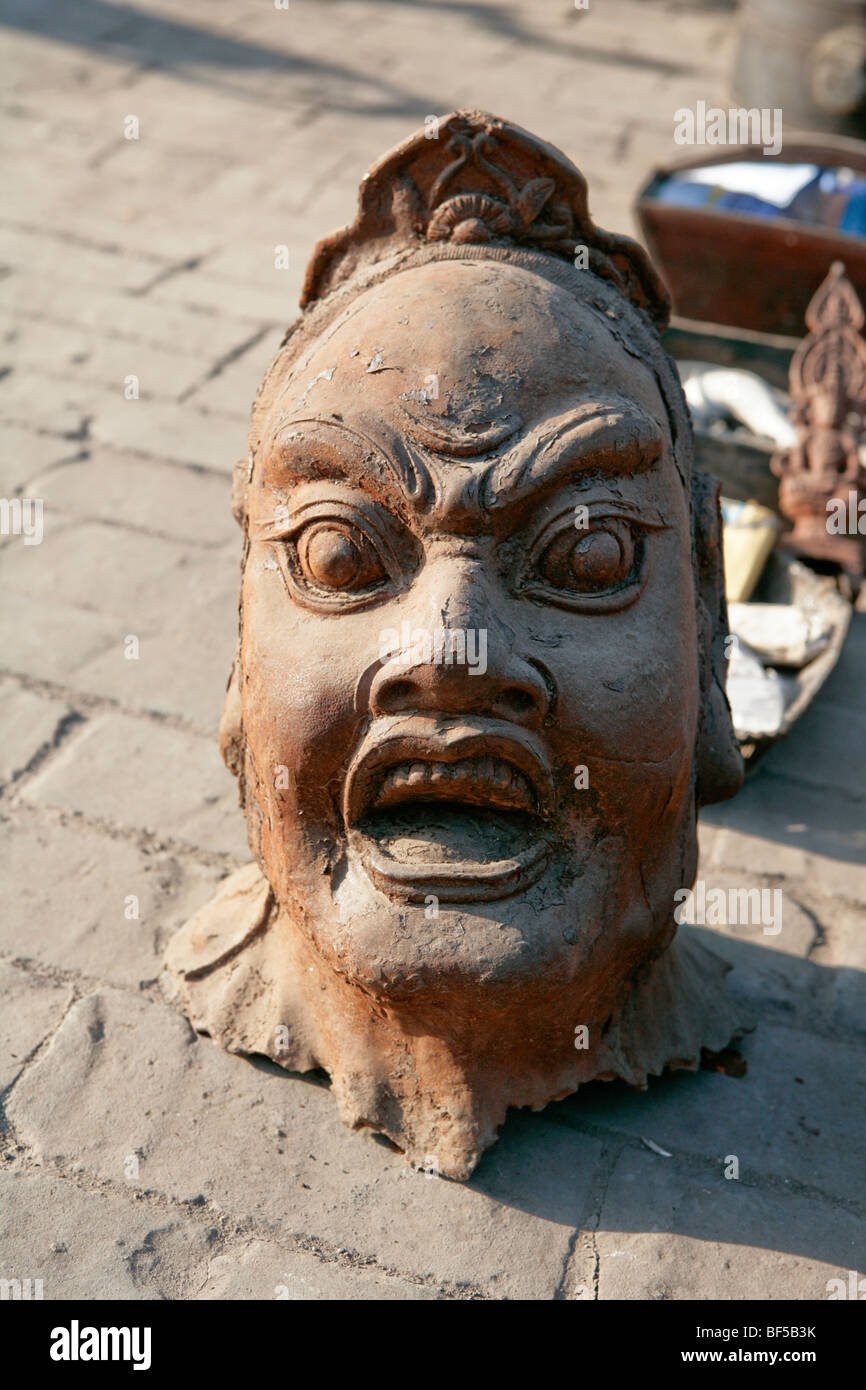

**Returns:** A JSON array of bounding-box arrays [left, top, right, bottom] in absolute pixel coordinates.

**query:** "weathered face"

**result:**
[[237, 259, 701, 1017]]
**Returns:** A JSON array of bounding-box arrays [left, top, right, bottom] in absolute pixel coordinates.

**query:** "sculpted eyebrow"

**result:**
[[483, 405, 665, 511], [259, 405, 664, 530], [262, 419, 429, 511], [264, 422, 374, 483]]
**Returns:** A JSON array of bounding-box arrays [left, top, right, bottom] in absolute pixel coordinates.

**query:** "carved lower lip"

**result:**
[[343, 717, 554, 903], [355, 832, 552, 904]]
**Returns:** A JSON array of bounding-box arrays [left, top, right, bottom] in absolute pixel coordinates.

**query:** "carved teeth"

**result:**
[[371, 756, 536, 813]]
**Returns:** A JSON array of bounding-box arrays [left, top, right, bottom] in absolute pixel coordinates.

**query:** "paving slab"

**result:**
[[21, 713, 248, 860], [0, 681, 74, 787], [1, 317, 206, 401], [26, 449, 237, 548], [0, 366, 96, 437], [149, 271, 289, 327], [7, 989, 605, 1299], [0, 270, 266, 359], [0, 590, 119, 685], [73, 612, 237, 736], [185, 333, 281, 418], [0, 961, 72, 1095], [0, 811, 224, 987], [678, 874, 817, 957], [815, 611, 866, 715], [0, 227, 161, 297], [700, 927, 858, 1042], [95, 139, 237, 205], [69, 566, 240, 733], [0, 517, 231, 623], [591, 1149, 865, 1301], [89, 393, 247, 472], [553, 1008, 866, 1204], [701, 780, 866, 907], [806, 903, 866, 1040], [198, 1239, 441, 1301], [0, 423, 85, 496], [759, 701, 866, 805], [0, 1169, 219, 1301]]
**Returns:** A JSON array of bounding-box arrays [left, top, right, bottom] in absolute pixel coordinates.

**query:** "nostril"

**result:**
[[492, 686, 538, 720], [376, 679, 416, 713]]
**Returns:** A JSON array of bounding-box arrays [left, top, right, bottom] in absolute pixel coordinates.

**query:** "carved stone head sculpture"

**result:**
[[166, 111, 747, 1179]]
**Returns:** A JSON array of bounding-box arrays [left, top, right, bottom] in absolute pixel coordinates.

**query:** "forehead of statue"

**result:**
[[270, 258, 670, 444]]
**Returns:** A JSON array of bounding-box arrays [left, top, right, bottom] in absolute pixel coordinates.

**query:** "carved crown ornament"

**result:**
[[299, 109, 670, 332]]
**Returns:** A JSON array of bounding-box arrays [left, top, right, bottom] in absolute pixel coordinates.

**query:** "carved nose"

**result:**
[[372, 661, 549, 722], [369, 561, 552, 726]]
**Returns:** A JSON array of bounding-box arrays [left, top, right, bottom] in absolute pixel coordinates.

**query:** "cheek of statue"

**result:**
[[165, 109, 748, 1182]]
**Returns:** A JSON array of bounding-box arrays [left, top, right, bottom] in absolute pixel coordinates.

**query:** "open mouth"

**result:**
[[344, 718, 554, 902]]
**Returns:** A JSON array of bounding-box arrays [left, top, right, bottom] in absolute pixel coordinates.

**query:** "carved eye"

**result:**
[[295, 522, 387, 592], [537, 520, 634, 593]]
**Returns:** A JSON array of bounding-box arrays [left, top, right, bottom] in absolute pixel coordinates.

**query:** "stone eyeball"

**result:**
[[536, 518, 635, 593], [296, 521, 387, 592]]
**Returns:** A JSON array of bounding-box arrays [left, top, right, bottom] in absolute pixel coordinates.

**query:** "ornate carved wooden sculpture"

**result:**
[[165, 112, 748, 1179], [772, 261, 866, 583]]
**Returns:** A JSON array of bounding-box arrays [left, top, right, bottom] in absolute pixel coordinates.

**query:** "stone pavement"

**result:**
[[1, 0, 864, 1300]]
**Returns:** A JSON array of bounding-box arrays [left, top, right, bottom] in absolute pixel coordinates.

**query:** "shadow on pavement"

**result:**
[[465, 930, 863, 1281]]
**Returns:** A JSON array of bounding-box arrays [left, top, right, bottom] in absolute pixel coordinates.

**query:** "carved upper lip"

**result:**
[[343, 715, 554, 828]]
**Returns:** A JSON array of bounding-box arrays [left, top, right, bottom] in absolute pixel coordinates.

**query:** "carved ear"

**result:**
[[218, 652, 244, 777], [692, 472, 744, 807]]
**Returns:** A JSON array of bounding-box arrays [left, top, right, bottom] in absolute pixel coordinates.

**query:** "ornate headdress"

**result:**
[[299, 108, 670, 332]]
